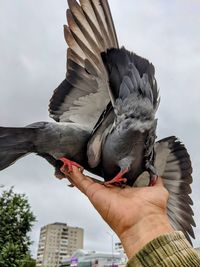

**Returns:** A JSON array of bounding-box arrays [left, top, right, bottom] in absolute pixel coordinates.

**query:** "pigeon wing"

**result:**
[[49, 0, 118, 129], [154, 136, 195, 243]]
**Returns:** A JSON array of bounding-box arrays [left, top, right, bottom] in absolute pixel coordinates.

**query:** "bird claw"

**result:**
[[149, 175, 158, 186], [104, 169, 128, 187], [59, 157, 84, 176]]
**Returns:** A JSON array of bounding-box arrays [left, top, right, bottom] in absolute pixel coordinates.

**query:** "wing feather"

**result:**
[[155, 136, 195, 243], [87, 47, 159, 167], [49, 0, 118, 128]]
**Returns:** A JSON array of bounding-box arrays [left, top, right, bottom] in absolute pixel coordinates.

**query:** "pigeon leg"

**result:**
[[145, 161, 158, 187], [59, 157, 84, 176], [104, 168, 128, 186], [149, 175, 158, 186]]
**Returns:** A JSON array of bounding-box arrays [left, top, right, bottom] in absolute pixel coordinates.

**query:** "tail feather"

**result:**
[[154, 136, 195, 243], [0, 127, 36, 171]]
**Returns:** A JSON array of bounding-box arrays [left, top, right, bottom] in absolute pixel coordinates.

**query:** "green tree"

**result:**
[[21, 254, 36, 267], [0, 187, 36, 267]]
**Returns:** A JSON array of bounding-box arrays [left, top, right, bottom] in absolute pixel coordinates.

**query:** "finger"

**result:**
[[68, 166, 93, 191], [68, 166, 105, 196]]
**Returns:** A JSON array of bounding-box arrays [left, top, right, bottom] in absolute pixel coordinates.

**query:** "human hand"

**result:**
[[68, 167, 174, 259]]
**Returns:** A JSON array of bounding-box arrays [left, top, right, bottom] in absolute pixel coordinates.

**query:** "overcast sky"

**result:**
[[0, 0, 200, 258]]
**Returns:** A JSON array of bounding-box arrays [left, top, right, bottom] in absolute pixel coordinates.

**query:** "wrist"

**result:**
[[119, 213, 174, 259]]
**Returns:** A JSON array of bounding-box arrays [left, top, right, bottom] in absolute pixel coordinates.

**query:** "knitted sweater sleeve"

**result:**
[[126, 231, 200, 267]]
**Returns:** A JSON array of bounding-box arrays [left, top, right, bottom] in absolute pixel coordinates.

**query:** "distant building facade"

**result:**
[[60, 249, 124, 267], [114, 242, 124, 254], [115, 242, 127, 263], [36, 222, 84, 267]]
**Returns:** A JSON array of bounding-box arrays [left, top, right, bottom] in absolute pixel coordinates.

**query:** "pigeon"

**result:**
[[0, 0, 195, 243]]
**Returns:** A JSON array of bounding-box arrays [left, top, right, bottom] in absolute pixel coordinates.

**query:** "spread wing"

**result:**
[[49, 0, 118, 129], [134, 136, 195, 243], [154, 136, 195, 243]]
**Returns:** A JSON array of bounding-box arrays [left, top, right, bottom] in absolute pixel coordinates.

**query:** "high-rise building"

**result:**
[[36, 222, 84, 267]]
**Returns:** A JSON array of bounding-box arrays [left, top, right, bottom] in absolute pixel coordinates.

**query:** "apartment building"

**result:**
[[36, 222, 84, 267]]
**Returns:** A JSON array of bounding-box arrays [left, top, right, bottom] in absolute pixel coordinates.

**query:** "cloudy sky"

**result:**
[[0, 0, 200, 258]]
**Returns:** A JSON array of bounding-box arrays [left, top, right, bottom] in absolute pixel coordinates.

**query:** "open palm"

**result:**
[[68, 167, 171, 242]]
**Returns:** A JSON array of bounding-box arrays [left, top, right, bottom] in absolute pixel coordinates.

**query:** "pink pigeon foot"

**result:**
[[149, 175, 158, 186], [104, 169, 128, 187], [59, 157, 84, 176]]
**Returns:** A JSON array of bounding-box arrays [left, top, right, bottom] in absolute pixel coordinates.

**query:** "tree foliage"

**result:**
[[0, 187, 36, 267]]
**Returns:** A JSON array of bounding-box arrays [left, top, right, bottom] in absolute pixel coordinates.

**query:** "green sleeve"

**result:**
[[126, 231, 200, 267]]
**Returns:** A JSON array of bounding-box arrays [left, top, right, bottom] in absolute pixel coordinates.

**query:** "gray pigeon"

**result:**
[[0, 0, 195, 243]]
